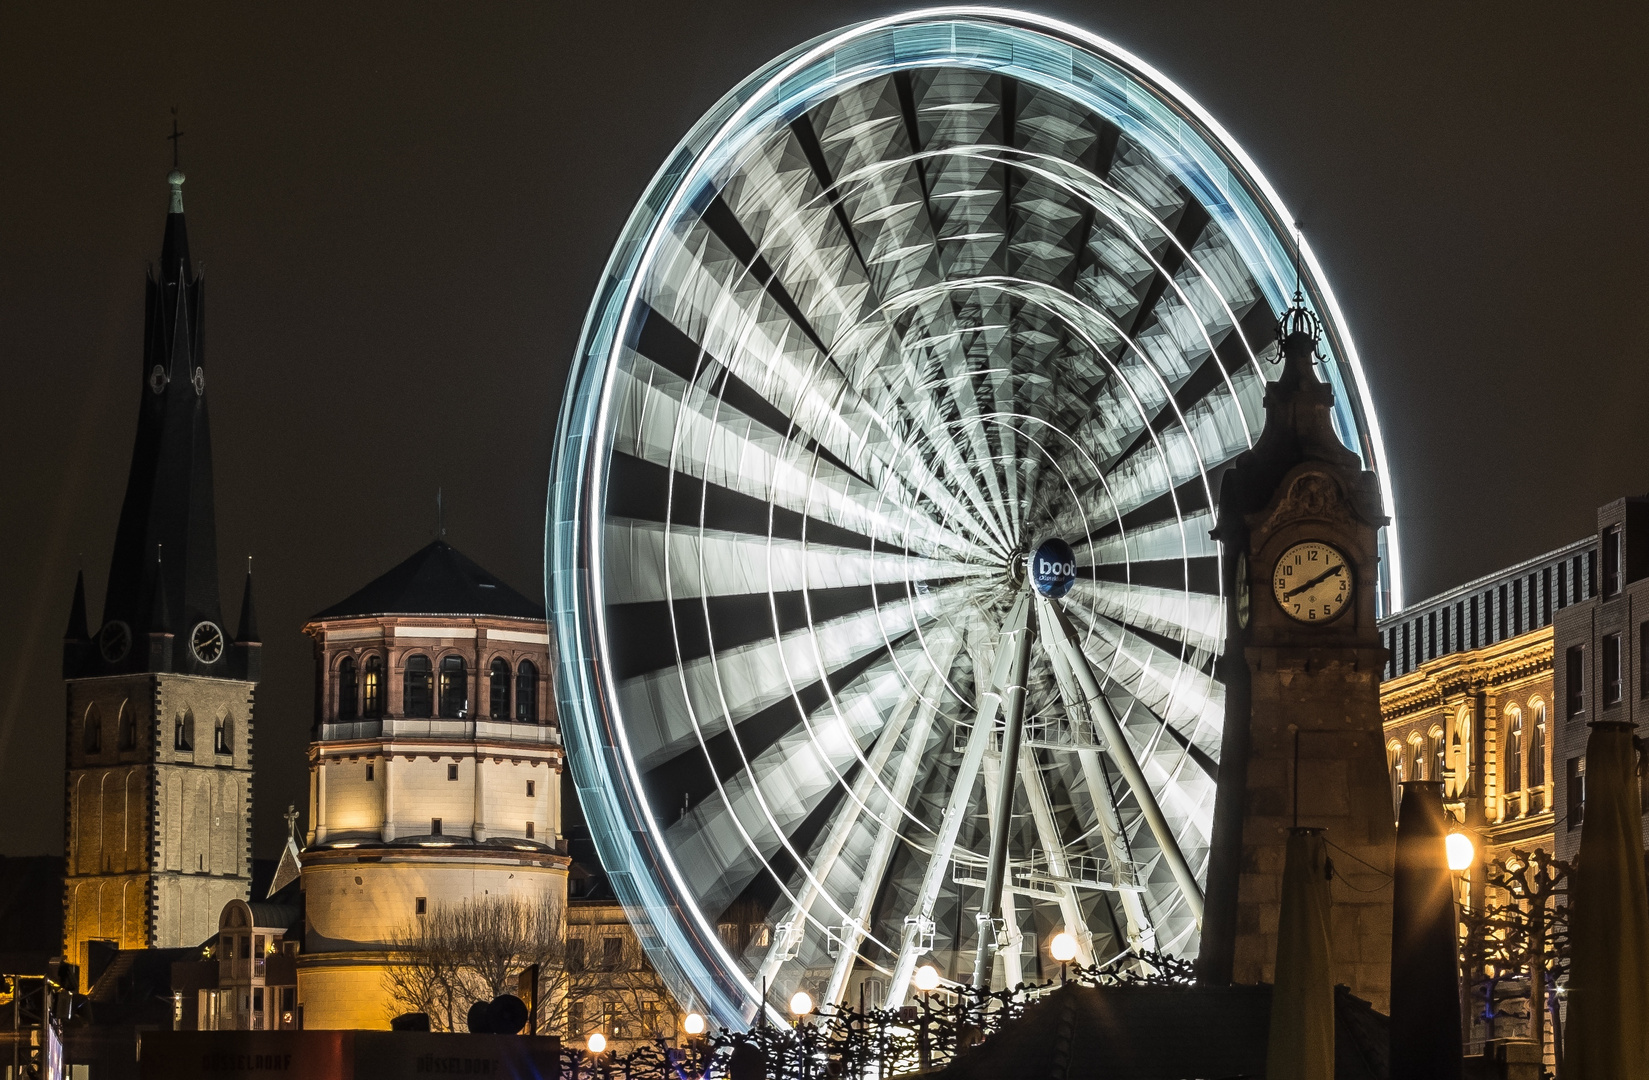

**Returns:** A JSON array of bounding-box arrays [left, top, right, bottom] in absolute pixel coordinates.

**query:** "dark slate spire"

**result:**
[[94, 167, 226, 674], [236, 562, 260, 643], [65, 571, 90, 640]]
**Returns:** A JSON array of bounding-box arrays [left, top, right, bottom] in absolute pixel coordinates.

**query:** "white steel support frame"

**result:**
[[1038, 616, 1155, 949], [1038, 595, 1205, 925], [886, 595, 1029, 1007], [971, 596, 1037, 989]]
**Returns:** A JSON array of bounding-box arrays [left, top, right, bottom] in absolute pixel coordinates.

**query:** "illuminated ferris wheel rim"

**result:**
[[551, 7, 1401, 1029]]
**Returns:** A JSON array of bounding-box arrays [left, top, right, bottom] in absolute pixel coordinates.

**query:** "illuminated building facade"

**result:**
[[293, 541, 568, 1029], [1378, 537, 1592, 865]]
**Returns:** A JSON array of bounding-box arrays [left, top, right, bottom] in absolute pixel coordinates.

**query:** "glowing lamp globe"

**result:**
[[1050, 931, 1079, 963], [789, 991, 814, 1016], [586, 1032, 607, 1054], [1445, 832, 1475, 871], [683, 1012, 706, 1036], [913, 964, 942, 992]]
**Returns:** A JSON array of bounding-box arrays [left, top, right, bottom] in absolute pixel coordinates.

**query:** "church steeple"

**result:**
[[82, 166, 232, 677]]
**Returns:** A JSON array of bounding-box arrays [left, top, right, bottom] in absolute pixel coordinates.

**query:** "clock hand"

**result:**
[[1283, 563, 1343, 599]]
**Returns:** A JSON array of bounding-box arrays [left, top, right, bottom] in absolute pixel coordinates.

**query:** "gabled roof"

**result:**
[[312, 540, 544, 622]]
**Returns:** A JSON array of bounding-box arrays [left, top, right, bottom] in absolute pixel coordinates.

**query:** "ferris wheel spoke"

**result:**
[[612, 581, 959, 772]]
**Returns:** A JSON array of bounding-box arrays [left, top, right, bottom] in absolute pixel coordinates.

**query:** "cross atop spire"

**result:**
[[168, 107, 184, 169]]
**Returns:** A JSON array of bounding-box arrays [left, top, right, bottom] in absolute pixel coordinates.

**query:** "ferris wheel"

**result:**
[[550, 8, 1398, 1028]]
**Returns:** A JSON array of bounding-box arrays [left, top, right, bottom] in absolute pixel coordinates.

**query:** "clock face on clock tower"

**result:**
[[1271, 540, 1352, 623]]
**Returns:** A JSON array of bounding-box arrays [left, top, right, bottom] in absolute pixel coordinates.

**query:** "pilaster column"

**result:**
[[314, 758, 328, 844], [381, 753, 395, 842], [472, 752, 488, 841]]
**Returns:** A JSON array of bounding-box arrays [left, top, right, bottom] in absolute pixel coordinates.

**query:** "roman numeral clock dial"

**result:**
[[1271, 541, 1352, 623]]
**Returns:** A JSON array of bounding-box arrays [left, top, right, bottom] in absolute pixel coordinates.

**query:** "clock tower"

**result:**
[[61, 167, 259, 971], [1196, 300, 1396, 1011]]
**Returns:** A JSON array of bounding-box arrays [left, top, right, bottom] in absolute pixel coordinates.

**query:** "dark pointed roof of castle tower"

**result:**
[[99, 168, 224, 650], [312, 541, 544, 622]]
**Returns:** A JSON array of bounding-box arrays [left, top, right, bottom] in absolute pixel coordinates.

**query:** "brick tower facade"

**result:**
[[1197, 301, 1397, 1012], [61, 167, 259, 970]]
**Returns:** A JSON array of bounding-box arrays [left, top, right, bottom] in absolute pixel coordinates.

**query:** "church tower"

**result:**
[[61, 167, 259, 970], [1196, 296, 1396, 1011]]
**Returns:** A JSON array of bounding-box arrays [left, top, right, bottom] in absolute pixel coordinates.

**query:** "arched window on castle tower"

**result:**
[[438, 656, 468, 719], [362, 655, 384, 718], [117, 702, 136, 751], [489, 658, 511, 720], [404, 656, 432, 718], [215, 716, 233, 755], [174, 711, 194, 752], [84, 704, 102, 754], [338, 657, 358, 722], [516, 660, 538, 722]]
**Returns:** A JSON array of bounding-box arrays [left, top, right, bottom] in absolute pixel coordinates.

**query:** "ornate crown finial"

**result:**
[[1276, 224, 1321, 356]]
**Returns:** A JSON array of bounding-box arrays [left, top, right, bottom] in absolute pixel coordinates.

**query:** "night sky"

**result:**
[[2, 2, 1645, 860]]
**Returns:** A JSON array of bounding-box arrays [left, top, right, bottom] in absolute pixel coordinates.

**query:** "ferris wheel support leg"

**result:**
[[1075, 747, 1156, 952], [1038, 596, 1205, 928], [1016, 746, 1096, 966], [886, 596, 1030, 1008], [971, 597, 1037, 990]]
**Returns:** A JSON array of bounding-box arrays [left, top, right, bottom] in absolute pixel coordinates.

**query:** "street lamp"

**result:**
[[586, 1031, 607, 1054], [913, 964, 941, 992], [789, 991, 814, 1020], [683, 1012, 706, 1036], [1446, 831, 1475, 872], [1050, 931, 1079, 984]]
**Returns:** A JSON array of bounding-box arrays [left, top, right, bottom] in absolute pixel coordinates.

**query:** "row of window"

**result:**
[[1563, 621, 1649, 718], [81, 704, 235, 755], [334, 655, 539, 722], [1386, 700, 1550, 817], [1383, 548, 1593, 679]]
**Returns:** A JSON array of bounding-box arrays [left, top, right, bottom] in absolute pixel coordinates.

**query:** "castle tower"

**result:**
[[61, 168, 259, 969], [1196, 298, 1397, 1011], [294, 540, 568, 1030]]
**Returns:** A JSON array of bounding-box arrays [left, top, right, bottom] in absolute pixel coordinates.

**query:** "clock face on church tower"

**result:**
[[1272, 541, 1352, 623]]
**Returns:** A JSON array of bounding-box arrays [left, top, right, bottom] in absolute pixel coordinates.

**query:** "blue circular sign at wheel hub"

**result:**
[[1030, 538, 1078, 598]]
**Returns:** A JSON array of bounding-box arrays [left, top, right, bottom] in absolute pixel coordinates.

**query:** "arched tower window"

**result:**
[[117, 703, 136, 751], [404, 656, 433, 718], [84, 705, 102, 753], [490, 658, 511, 720], [1506, 707, 1523, 797], [438, 656, 467, 718], [215, 716, 233, 755], [174, 711, 194, 752], [338, 657, 358, 722], [515, 660, 538, 722], [362, 655, 384, 718]]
